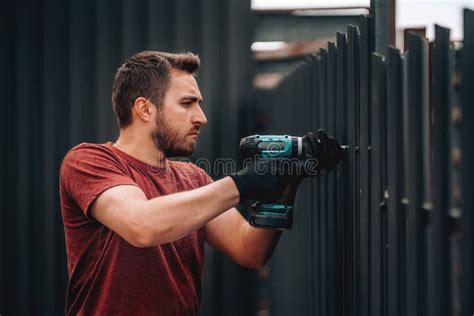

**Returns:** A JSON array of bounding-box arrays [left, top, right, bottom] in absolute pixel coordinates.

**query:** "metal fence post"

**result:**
[[461, 9, 474, 316]]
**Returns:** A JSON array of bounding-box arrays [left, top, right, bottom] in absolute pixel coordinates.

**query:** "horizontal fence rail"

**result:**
[[258, 10, 474, 316]]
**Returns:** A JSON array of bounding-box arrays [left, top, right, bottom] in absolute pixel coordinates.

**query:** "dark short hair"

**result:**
[[111, 51, 200, 128]]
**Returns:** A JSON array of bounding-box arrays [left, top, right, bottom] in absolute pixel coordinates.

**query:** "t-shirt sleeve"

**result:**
[[60, 145, 139, 217], [193, 164, 214, 186]]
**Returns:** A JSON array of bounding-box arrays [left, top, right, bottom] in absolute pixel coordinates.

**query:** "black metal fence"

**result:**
[[2, 1, 474, 315], [256, 10, 474, 316], [0, 1, 254, 315]]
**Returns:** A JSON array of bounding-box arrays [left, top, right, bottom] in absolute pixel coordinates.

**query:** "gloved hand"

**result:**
[[229, 158, 288, 203], [302, 129, 346, 176]]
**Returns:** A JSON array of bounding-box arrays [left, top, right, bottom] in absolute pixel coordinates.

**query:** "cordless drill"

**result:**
[[239, 134, 347, 230], [239, 135, 302, 231]]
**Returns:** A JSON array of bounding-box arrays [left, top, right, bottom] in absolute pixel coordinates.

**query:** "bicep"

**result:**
[[205, 207, 248, 258], [90, 185, 148, 247]]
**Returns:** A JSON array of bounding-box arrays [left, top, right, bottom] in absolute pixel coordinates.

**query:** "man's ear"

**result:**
[[133, 97, 154, 123]]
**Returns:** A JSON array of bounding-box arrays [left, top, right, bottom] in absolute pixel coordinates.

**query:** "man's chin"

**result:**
[[166, 145, 196, 158], [183, 146, 197, 157]]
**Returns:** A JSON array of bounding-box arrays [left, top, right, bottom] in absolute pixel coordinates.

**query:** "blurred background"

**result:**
[[1, 0, 474, 315]]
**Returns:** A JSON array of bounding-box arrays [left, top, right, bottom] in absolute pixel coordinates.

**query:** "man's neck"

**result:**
[[114, 131, 167, 168]]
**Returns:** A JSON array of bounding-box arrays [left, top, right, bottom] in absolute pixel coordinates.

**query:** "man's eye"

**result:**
[[181, 102, 192, 107]]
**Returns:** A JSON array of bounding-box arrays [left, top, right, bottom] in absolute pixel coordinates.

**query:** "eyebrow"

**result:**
[[180, 96, 202, 103]]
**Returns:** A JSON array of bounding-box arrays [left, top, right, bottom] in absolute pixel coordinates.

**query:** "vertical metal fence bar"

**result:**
[[428, 25, 451, 316], [0, 1, 16, 314], [370, 53, 386, 316], [96, 0, 123, 142], [381, 55, 389, 316], [302, 60, 312, 316], [14, 0, 42, 313], [405, 32, 429, 316], [69, 0, 97, 143], [421, 31, 433, 316], [371, 0, 389, 55], [174, 0, 201, 52], [42, 0, 69, 313], [303, 58, 311, 316], [448, 42, 462, 316], [347, 24, 360, 316], [387, 46, 406, 316], [461, 8, 474, 316], [228, 0, 254, 158], [386, 46, 406, 316], [318, 48, 329, 316], [223, 0, 251, 162], [146, 1, 175, 51], [197, 0, 226, 163], [336, 31, 348, 316], [121, 0, 148, 59], [293, 62, 305, 316], [327, 41, 337, 316], [311, 55, 321, 316], [358, 15, 372, 316]]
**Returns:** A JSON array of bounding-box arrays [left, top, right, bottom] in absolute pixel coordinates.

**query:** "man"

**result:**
[[60, 51, 342, 315]]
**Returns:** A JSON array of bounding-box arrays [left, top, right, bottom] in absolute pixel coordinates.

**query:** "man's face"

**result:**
[[151, 69, 207, 157]]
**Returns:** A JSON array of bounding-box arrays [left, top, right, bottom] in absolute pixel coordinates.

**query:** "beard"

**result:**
[[151, 112, 197, 157]]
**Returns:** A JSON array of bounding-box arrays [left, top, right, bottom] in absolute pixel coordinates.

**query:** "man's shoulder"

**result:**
[[60, 142, 117, 173], [63, 142, 113, 160]]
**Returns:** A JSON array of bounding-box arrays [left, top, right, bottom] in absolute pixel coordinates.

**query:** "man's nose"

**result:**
[[192, 105, 208, 126]]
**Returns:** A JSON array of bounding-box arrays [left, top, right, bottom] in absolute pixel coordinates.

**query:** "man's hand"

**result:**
[[229, 158, 285, 203], [302, 129, 346, 176]]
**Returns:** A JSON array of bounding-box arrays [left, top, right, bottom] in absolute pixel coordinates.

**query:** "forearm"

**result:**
[[137, 176, 239, 246], [239, 223, 282, 268], [235, 183, 300, 268]]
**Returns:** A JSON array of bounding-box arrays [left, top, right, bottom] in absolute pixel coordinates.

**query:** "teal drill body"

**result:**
[[239, 134, 302, 230]]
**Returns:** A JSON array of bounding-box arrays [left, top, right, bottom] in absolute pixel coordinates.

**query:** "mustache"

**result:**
[[188, 127, 201, 135]]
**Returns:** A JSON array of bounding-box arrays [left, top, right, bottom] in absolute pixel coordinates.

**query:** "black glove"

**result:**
[[229, 158, 286, 203], [302, 129, 346, 176]]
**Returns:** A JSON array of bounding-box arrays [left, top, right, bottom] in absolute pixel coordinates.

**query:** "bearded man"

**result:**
[[59, 51, 342, 315]]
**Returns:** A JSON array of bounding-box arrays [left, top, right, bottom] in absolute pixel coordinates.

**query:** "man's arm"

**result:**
[[205, 208, 282, 269], [90, 176, 239, 247], [204, 181, 302, 268]]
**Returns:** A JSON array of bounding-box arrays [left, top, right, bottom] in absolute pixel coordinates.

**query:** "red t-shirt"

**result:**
[[59, 142, 212, 315]]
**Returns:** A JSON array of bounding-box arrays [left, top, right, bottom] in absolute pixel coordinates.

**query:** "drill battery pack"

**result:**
[[249, 202, 294, 230]]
